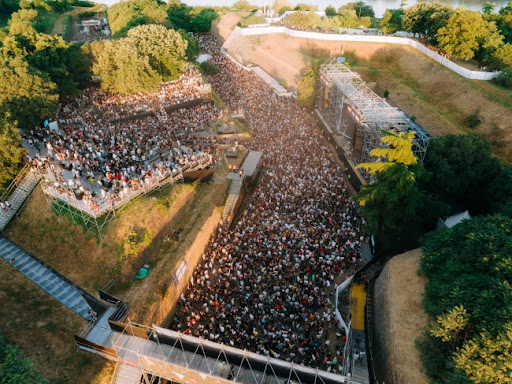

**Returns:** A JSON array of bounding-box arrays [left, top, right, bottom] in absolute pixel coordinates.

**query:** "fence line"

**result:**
[[235, 26, 499, 80]]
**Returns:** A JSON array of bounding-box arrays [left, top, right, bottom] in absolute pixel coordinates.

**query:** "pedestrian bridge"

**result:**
[[76, 319, 361, 384]]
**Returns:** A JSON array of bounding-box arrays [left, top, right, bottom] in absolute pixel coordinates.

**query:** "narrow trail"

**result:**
[[51, 5, 106, 37]]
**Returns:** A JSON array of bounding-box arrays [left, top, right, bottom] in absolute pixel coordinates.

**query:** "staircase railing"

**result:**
[[109, 358, 123, 384], [0, 163, 31, 203]]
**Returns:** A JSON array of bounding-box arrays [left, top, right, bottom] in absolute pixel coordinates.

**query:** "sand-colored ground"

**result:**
[[219, 16, 512, 162], [372, 249, 430, 384]]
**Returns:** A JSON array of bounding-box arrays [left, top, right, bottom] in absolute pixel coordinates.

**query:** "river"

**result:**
[[93, 0, 510, 18]]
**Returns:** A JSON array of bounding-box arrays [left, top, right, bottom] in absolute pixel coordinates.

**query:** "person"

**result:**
[[88, 308, 98, 323]]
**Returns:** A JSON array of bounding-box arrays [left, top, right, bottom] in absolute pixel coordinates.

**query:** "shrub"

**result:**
[[492, 67, 512, 89], [200, 61, 219, 76], [238, 14, 266, 27]]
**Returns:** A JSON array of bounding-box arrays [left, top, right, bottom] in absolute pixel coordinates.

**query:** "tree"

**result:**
[[419, 215, 512, 383], [497, 2, 512, 44], [325, 5, 337, 17], [232, 0, 256, 12], [488, 166, 512, 216], [492, 66, 512, 88], [272, 0, 292, 15], [296, 61, 320, 108], [7, 8, 37, 35], [357, 131, 446, 251], [0, 118, 25, 193], [200, 61, 219, 75], [421, 134, 501, 214], [0, 331, 47, 384], [294, 3, 317, 12], [190, 8, 218, 32], [107, 0, 168, 38], [379, 8, 404, 33], [403, 2, 454, 43], [454, 323, 512, 384], [437, 10, 503, 60], [338, 2, 374, 18], [126, 24, 188, 82], [94, 39, 160, 94], [482, 1, 496, 14], [0, 57, 58, 128], [0, 0, 20, 18]]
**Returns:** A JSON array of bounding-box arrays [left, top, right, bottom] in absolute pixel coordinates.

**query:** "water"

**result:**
[[93, 0, 510, 17]]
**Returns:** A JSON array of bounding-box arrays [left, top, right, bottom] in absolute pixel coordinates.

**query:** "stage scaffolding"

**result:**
[[317, 57, 429, 165], [39, 155, 213, 237]]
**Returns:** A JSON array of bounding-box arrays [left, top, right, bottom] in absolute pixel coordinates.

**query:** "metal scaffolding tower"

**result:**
[[317, 57, 429, 164]]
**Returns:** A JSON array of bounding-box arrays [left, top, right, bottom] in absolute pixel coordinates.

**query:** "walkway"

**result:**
[[0, 166, 40, 232], [0, 235, 106, 320], [78, 321, 358, 384]]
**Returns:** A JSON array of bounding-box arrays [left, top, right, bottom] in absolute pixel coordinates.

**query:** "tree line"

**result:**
[[355, 131, 512, 382], [0, 0, 219, 192]]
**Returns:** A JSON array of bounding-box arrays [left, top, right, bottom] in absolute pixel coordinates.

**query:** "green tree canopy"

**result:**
[[94, 38, 160, 94], [421, 134, 501, 214], [338, 2, 375, 18], [93, 24, 188, 94], [7, 8, 37, 35], [0, 57, 58, 128], [418, 215, 512, 383], [325, 5, 337, 17], [0, 118, 25, 193], [126, 24, 188, 81], [403, 2, 454, 44], [437, 9, 503, 59], [357, 131, 447, 251], [379, 8, 404, 33], [107, 0, 169, 38], [296, 60, 320, 108], [488, 166, 512, 217], [0, 331, 47, 384]]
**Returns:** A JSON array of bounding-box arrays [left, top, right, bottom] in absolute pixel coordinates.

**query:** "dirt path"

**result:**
[[51, 4, 106, 37]]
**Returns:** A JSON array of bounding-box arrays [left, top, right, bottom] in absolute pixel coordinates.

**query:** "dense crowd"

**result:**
[[171, 35, 367, 373], [24, 67, 219, 213]]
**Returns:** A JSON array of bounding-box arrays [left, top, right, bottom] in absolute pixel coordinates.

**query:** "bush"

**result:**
[[200, 61, 219, 76], [238, 14, 266, 27], [492, 67, 512, 89]]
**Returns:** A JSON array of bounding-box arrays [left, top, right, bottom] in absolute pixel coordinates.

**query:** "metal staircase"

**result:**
[[111, 360, 143, 384], [0, 235, 105, 320], [0, 165, 41, 232]]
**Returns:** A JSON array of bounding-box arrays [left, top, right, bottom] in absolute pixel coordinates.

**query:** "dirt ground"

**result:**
[[372, 249, 430, 384], [0, 147, 247, 383], [219, 16, 512, 162]]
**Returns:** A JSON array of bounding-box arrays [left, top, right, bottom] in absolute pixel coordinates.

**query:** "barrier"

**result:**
[[234, 26, 499, 80]]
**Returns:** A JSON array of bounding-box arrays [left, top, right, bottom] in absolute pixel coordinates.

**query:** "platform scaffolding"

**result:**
[[38, 155, 213, 237], [317, 57, 429, 166]]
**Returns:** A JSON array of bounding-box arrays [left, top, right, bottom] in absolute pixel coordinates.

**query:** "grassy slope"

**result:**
[[0, 147, 247, 382], [228, 23, 512, 163]]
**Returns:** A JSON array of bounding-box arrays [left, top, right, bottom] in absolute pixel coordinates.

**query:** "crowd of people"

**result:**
[[171, 35, 367, 373], [24, 67, 219, 213]]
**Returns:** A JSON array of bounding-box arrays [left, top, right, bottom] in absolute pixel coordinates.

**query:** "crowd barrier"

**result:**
[[235, 26, 499, 80]]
